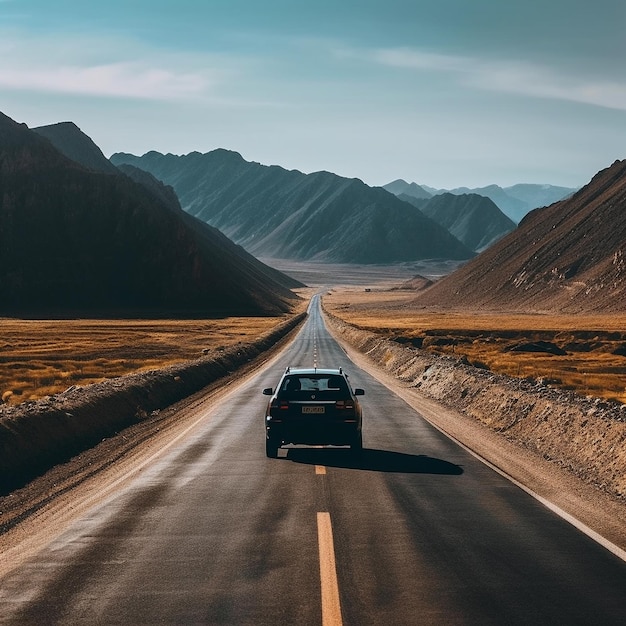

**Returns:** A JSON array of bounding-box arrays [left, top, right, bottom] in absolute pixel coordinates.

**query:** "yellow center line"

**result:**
[[317, 512, 343, 626], [315, 465, 326, 475]]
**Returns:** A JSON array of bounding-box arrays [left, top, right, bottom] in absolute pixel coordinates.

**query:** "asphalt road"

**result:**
[[2, 295, 626, 625]]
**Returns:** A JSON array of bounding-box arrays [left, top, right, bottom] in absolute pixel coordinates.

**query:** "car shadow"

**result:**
[[285, 448, 463, 475]]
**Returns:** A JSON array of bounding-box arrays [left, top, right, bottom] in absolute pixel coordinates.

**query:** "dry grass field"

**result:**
[[324, 288, 626, 404], [0, 316, 291, 405]]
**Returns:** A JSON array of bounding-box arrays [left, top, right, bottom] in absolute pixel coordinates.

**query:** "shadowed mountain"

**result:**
[[470, 184, 578, 223], [386, 186, 515, 251], [117, 163, 302, 292], [442, 184, 529, 222], [397, 193, 429, 211], [420, 193, 516, 252], [415, 160, 626, 313], [33, 121, 120, 175], [110, 151, 474, 264], [0, 112, 299, 316], [114, 163, 182, 210]]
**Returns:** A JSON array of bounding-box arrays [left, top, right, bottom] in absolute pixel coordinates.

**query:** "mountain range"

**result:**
[[385, 179, 577, 223], [110, 151, 476, 264], [4, 111, 623, 316], [414, 159, 626, 313], [0, 114, 299, 316]]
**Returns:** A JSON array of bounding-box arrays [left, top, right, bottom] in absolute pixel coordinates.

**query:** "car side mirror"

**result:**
[[354, 389, 364, 396], [262, 388, 274, 395]]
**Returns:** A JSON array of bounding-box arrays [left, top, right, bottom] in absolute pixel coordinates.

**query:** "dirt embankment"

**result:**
[[0, 312, 306, 494], [324, 308, 626, 504]]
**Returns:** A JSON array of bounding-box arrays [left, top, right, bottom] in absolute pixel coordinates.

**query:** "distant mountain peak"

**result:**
[[383, 179, 432, 200], [386, 178, 578, 223]]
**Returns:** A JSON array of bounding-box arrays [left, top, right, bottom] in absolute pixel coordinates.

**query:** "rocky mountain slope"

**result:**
[[0, 112, 299, 316], [110, 150, 474, 264], [415, 159, 626, 313], [420, 192, 516, 252]]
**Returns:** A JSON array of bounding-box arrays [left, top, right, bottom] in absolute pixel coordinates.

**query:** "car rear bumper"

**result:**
[[266, 419, 361, 446]]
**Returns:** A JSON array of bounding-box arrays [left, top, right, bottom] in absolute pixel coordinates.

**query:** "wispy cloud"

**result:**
[[0, 61, 209, 100], [0, 29, 292, 107], [0, 30, 225, 102], [367, 46, 626, 112]]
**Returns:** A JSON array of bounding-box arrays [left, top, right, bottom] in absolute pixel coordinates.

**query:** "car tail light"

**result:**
[[270, 399, 290, 410], [335, 400, 354, 410]]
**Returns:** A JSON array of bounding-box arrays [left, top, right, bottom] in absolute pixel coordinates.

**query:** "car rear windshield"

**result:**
[[279, 374, 351, 398]]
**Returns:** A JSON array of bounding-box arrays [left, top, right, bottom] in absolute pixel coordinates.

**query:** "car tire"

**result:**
[[351, 431, 363, 452], [266, 437, 280, 458]]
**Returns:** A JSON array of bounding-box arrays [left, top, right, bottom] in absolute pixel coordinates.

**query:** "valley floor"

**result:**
[[260, 257, 465, 287]]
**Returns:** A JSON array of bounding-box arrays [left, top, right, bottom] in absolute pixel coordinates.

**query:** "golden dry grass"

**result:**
[[324, 288, 626, 403], [0, 316, 288, 404]]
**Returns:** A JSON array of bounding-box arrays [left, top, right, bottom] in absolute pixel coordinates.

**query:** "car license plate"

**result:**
[[302, 406, 325, 414]]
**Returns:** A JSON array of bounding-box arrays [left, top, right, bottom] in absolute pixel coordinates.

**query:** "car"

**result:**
[[262, 367, 364, 458]]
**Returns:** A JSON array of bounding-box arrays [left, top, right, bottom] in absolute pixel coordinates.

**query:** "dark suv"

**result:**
[[263, 367, 365, 458]]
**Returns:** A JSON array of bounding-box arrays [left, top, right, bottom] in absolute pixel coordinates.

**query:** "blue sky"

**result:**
[[2, 0, 625, 188]]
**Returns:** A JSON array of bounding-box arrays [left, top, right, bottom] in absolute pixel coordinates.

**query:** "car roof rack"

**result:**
[[283, 366, 345, 375]]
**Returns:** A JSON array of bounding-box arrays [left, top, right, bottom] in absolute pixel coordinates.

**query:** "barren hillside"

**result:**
[[415, 159, 626, 313]]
